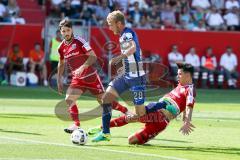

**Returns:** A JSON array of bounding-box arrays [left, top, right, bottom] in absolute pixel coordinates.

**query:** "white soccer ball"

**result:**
[[71, 128, 88, 145]]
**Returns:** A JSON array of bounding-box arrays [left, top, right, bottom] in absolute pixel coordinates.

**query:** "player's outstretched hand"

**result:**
[[74, 66, 85, 78], [179, 121, 195, 135]]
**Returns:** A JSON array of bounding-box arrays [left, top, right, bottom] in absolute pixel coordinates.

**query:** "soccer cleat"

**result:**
[[64, 124, 79, 134], [88, 127, 102, 136], [92, 132, 111, 142], [1, 80, 8, 86]]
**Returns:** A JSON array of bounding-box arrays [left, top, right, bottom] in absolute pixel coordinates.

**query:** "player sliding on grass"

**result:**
[[90, 62, 196, 144], [57, 19, 129, 133], [92, 10, 146, 142]]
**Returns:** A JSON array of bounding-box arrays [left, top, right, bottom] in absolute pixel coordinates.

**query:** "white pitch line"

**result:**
[[0, 158, 66, 160], [0, 136, 188, 160]]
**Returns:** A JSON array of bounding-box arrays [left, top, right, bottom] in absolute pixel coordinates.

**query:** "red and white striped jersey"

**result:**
[[58, 35, 95, 78], [164, 84, 196, 112]]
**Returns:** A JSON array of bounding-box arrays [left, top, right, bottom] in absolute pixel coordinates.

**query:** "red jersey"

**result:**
[[58, 36, 95, 79], [164, 84, 196, 113]]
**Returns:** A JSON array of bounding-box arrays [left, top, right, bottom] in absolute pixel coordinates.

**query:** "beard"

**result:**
[[65, 34, 73, 42]]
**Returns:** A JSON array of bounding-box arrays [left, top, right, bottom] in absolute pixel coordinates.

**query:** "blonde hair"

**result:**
[[107, 10, 125, 25]]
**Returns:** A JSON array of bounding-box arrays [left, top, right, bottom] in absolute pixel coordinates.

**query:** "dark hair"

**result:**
[[176, 62, 194, 76], [59, 19, 72, 30], [207, 46, 212, 50], [12, 44, 19, 48], [226, 46, 232, 49], [34, 42, 40, 46]]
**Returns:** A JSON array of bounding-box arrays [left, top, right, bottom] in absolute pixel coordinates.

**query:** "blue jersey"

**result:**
[[119, 27, 145, 78]]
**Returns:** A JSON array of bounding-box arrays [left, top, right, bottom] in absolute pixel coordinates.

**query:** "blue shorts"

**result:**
[[109, 75, 146, 95]]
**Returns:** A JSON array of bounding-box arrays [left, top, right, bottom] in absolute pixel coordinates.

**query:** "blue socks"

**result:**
[[102, 103, 112, 134], [145, 101, 167, 113]]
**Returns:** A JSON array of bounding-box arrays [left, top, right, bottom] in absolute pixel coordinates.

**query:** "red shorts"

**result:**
[[70, 73, 105, 95], [134, 111, 169, 144]]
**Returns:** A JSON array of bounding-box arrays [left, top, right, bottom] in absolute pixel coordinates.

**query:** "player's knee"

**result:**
[[128, 135, 139, 145], [65, 96, 75, 106], [102, 92, 114, 104]]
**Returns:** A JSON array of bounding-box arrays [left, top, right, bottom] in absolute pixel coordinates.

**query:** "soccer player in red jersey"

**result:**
[[90, 62, 196, 144], [57, 19, 129, 133]]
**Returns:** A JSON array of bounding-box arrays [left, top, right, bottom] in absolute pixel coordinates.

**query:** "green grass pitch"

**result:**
[[0, 86, 240, 160]]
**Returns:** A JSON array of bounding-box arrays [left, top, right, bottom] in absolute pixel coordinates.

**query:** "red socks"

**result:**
[[110, 115, 128, 128], [68, 102, 128, 127], [100, 115, 128, 129], [68, 104, 80, 126], [112, 101, 128, 113]]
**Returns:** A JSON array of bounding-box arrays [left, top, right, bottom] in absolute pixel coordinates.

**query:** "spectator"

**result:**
[[225, 0, 240, 10], [0, 1, 9, 22], [1, 0, 8, 6], [168, 44, 184, 82], [161, 3, 176, 29], [7, 0, 25, 24], [191, 0, 211, 10], [95, 0, 110, 25], [206, 6, 226, 30], [61, 0, 79, 19], [129, 0, 149, 11], [223, 7, 240, 31], [167, 0, 178, 8], [113, 0, 129, 13], [220, 46, 238, 88], [49, 30, 62, 72], [201, 47, 217, 88], [129, 1, 143, 27], [148, 4, 161, 28], [29, 43, 48, 86], [179, 19, 195, 30], [192, 7, 205, 26], [50, 0, 63, 16], [6, 44, 24, 82], [51, 0, 63, 6], [125, 14, 133, 28], [137, 16, 152, 29], [211, 0, 225, 10], [71, 0, 81, 9], [179, 7, 195, 30], [6, 0, 20, 18], [192, 20, 207, 31], [179, 7, 192, 24], [177, 0, 190, 12], [185, 47, 200, 84], [80, 1, 96, 25]]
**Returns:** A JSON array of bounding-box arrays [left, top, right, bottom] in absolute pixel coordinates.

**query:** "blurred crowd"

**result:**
[[2, 0, 240, 31], [0, 0, 25, 24], [45, 0, 240, 31]]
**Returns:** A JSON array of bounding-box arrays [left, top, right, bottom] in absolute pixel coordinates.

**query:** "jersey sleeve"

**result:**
[[123, 32, 133, 42], [75, 36, 92, 53], [186, 86, 196, 108], [82, 42, 92, 53]]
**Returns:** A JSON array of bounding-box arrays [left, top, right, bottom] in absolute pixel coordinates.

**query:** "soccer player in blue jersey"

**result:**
[[92, 10, 146, 142]]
